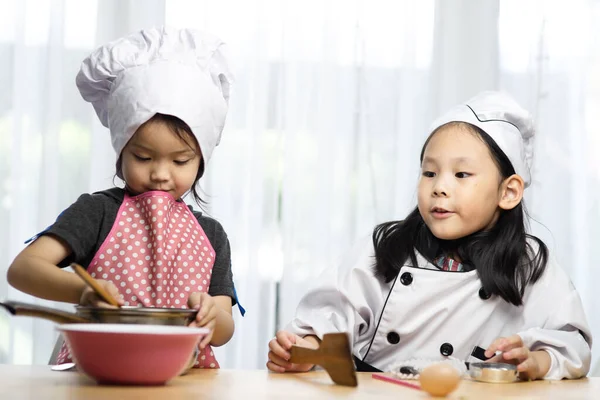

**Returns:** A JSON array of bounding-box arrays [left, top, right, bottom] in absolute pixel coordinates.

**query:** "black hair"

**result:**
[[373, 122, 548, 306], [115, 113, 207, 207]]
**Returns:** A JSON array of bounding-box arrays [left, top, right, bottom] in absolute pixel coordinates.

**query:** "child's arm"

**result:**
[[268, 236, 383, 373], [7, 235, 122, 306], [489, 253, 592, 380], [8, 235, 87, 303], [285, 236, 384, 348], [188, 293, 234, 348], [189, 217, 237, 346], [207, 295, 234, 346]]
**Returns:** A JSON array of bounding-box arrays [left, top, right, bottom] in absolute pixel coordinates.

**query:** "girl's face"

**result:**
[[120, 119, 201, 200], [417, 124, 504, 240]]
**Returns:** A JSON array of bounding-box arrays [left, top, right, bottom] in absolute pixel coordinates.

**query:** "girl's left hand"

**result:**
[[485, 334, 551, 380], [187, 292, 217, 349]]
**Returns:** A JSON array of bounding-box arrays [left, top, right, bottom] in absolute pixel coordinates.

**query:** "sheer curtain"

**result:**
[[166, 0, 438, 369], [0, 0, 168, 365], [497, 0, 600, 373], [1, 0, 598, 372]]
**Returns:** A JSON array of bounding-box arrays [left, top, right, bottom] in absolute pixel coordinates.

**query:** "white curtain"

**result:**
[[1, 0, 598, 372], [496, 0, 600, 374]]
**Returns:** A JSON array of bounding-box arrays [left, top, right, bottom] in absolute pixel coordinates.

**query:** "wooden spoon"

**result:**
[[71, 263, 120, 307], [289, 333, 358, 387]]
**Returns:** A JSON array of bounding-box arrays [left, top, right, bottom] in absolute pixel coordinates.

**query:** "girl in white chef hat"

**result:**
[[267, 91, 592, 380], [8, 27, 243, 369]]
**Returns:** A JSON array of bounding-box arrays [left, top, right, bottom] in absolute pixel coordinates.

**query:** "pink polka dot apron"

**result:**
[[56, 190, 219, 369]]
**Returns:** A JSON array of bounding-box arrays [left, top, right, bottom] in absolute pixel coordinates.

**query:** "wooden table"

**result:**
[[1, 365, 599, 399]]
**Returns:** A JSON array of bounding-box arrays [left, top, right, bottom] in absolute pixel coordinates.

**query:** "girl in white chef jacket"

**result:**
[[267, 91, 592, 380]]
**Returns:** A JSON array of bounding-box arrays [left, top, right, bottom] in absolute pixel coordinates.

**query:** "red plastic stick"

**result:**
[[372, 373, 422, 391]]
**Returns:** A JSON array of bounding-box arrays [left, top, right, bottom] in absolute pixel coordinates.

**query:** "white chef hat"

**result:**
[[76, 26, 233, 166], [429, 91, 535, 187]]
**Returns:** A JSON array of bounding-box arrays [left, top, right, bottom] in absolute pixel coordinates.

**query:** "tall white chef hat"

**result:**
[[429, 91, 535, 187], [76, 26, 233, 166]]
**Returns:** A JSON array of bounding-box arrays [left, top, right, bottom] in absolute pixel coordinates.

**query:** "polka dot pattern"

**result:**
[[55, 191, 219, 369]]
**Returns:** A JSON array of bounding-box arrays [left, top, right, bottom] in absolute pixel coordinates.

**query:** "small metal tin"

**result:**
[[467, 362, 518, 383]]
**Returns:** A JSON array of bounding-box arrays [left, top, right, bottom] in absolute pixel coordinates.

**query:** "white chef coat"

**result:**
[[287, 236, 592, 379]]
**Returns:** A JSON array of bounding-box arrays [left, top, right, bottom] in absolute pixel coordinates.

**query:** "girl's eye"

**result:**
[[174, 159, 192, 165], [455, 172, 471, 178], [134, 154, 151, 162], [422, 171, 435, 178]]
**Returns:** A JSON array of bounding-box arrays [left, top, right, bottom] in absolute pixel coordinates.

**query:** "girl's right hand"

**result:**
[[79, 279, 123, 308], [267, 330, 317, 373]]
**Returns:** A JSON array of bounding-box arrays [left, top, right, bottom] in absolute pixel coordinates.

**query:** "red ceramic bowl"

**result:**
[[57, 324, 209, 385]]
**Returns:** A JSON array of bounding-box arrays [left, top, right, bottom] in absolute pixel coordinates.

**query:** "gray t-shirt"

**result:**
[[41, 187, 236, 304]]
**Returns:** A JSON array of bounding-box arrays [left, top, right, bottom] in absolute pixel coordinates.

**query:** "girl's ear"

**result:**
[[115, 155, 124, 180], [499, 174, 525, 210]]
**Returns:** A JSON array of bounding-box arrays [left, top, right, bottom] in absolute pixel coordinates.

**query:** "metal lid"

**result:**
[[468, 362, 518, 383]]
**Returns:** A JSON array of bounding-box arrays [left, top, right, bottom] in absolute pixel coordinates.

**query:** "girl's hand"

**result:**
[[79, 279, 123, 308], [187, 292, 217, 349], [485, 334, 551, 380], [267, 330, 318, 373]]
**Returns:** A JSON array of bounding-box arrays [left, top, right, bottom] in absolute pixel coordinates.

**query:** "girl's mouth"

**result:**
[[431, 207, 454, 219]]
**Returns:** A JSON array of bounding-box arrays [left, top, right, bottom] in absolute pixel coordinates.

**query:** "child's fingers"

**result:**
[[495, 335, 525, 357], [197, 313, 214, 328], [269, 337, 291, 361], [80, 280, 122, 308], [485, 334, 523, 358], [268, 350, 293, 370], [87, 293, 119, 309], [105, 282, 124, 305], [275, 330, 296, 350], [197, 318, 216, 349], [517, 357, 534, 372], [500, 335, 524, 350], [198, 293, 210, 312], [188, 293, 201, 310], [517, 357, 537, 380], [194, 293, 213, 322], [266, 360, 286, 373], [484, 337, 506, 358], [91, 298, 118, 309], [197, 299, 216, 326], [503, 346, 529, 363], [199, 329, 214, 349], [485, 353, 505, 363]]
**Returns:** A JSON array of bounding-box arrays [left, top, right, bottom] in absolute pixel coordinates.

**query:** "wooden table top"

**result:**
[[1, 365, 599, 399]]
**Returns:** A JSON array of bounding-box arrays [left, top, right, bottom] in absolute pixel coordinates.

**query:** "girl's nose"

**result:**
[[432, 178, 449, 197], [150, 163, 170, 182]]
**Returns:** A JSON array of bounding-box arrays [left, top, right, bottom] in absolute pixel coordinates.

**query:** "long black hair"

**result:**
[[115, 113, 207, 207], [373, 122, 548, 306]]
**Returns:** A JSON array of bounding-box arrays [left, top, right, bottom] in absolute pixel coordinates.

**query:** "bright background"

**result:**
[[0, 0, 599, 372]]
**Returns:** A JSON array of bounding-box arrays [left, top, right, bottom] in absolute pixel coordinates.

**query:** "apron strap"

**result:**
[[233, 285, 246, 316]]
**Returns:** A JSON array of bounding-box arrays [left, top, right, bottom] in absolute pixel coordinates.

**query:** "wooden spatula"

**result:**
[[71, 263, 120, 307], [289, 332, 358, 387]]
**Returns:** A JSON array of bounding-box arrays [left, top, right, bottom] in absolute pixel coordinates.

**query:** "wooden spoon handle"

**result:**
[[289, 345, 321, 364], [71, 263, 120, 307]]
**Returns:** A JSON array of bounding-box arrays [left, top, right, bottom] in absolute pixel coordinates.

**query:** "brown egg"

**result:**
[[419, 363, 461, 397]]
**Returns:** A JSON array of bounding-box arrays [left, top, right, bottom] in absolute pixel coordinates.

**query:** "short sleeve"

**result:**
[[41, 193, 106, 268]]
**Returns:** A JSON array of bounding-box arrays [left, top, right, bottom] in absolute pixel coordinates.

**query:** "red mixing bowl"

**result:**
[[57, 323, 209, 385]]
